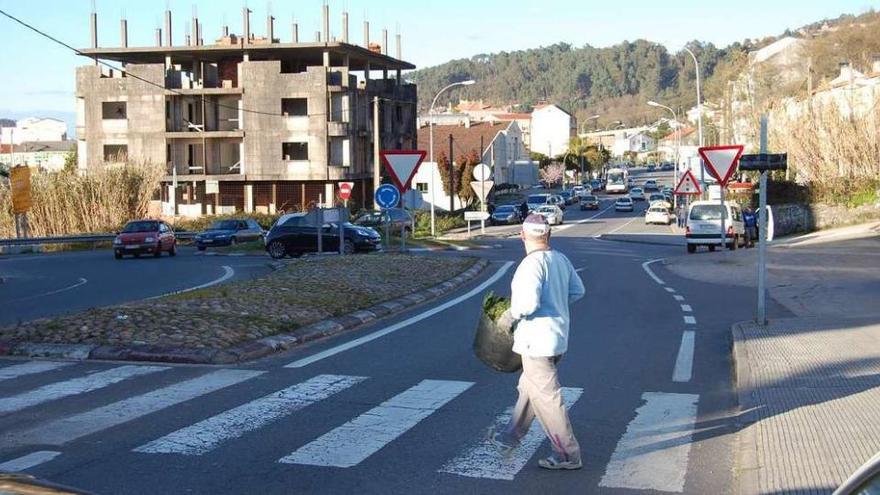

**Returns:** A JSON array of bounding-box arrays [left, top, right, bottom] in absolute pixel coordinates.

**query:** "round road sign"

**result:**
[[374, 184, 401, 209], [473, 163, 492, 182]]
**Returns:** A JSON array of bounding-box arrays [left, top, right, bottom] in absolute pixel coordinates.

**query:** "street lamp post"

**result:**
[[580, 114, 600, 135], [647, 101, 680, 207], [428, 79, 475, 237], [682, 46, 704, 189]]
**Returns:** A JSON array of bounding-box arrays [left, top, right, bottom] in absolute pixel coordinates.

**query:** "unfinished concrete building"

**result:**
[[75, 7, 416, 215]]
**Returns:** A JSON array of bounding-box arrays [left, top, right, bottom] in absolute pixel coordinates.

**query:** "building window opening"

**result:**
[[103, 144, 128, 162], [281, 98, 308, 117], [101, 102, 127, 120], [416, 182, 429, 193], [282, 142, 308, 161]]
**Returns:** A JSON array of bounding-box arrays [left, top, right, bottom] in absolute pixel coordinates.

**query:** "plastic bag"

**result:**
[[473, 313, 522, 373]]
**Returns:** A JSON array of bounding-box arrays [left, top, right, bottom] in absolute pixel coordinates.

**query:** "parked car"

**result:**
[[571, 185, 586, 198], [630, 187, 646, 201], [590, 179, 603, 192], [113, 220, 177, 259], [579, 194, 600, 210], [549, 194, 567, 210], [535, 204, 564, 225], [615, 197, 634, 212], [490, 205, 522, 225], [559, 191, 575, 205], [644, 179, 659, 191], [685, 200, 746, 253], [265, 213, 381, 258], [648, 193, 667, 204], [661, 163, 674, 171], [627, 177, 635, 187], [645, 205, 674, 225], [647, 164, 656, 172], [526, 193, 552, 211], [353, 208, 413, 233], [194, 219, 264, 251]]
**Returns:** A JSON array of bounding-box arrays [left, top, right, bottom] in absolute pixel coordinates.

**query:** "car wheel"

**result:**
[[687, 244, 696, 254], [709, 245, 716, 252], [169, 243, 177, 257], [114, 251, 122, 260], [729, 236, 738, 251], [154, 247, 162, 257], [267, 240, 287, 259], [133, 253, 140, 258], [197, 245, 206, 251], [343, 240, 356, 255]]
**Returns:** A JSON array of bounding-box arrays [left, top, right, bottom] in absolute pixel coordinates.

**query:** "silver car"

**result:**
[[536, 205, 564, 225]]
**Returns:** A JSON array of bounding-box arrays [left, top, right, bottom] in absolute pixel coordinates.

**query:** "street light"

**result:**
[[580, 114, 600, 134], [681, 46, 705, 188], [647, 100, 680, 207], [428, 79, 475, 237], [605, 120, 622, 130]]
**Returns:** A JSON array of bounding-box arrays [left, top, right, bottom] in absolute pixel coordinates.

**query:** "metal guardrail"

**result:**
[[0, 232, 196, 247]]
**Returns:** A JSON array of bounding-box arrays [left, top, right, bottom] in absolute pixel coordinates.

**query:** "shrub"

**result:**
[[172, 212, 283, 232], [482, 291, 511, 322]]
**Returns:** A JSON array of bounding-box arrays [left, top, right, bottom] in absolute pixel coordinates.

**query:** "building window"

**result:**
[[415, 182, 429, 193], [281, 98, 308, 117], [282, 142, 308, 161], [103, 144, 128, 162], [101, 101, 127, 120]]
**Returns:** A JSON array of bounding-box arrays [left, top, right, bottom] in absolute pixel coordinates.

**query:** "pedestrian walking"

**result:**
[[743, 206, 758, 247], [519, 200, 529, 220], [490, 214, 585, 470]]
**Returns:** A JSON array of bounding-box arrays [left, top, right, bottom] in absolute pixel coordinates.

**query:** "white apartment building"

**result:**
[[529, 104, 576, 158], [0, 117, 69, 145]]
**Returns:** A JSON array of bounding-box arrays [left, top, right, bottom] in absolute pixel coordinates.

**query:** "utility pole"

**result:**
[[373, 96, 380, 193], [757, 115, 769, 326], [449, 133, 455, 213]]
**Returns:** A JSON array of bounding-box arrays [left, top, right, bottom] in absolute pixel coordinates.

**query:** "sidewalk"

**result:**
[[664, 222, 880, 494]]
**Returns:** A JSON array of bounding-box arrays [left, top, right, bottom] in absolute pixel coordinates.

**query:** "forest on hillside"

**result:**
[[408, 10, 880, 130]]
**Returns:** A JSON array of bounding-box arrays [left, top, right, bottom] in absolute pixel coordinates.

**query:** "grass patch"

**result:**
[[209, 240, 266, 255]]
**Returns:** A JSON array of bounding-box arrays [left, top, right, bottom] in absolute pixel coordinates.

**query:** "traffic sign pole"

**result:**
[[758, 115, 769, 326]]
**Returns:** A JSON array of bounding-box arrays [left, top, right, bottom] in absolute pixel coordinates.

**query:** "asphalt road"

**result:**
[[0, 247, 274, 325], [0, 168, 785, 494]]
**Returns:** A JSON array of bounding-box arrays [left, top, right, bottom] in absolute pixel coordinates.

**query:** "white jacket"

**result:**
[[509, 249, 585, 357]]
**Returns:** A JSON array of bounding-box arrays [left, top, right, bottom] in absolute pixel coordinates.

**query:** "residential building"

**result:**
[[0, 141, 76, 172], [529, 104, 577, 158], [411, 121, 536, 211], [75, 6, 416, 216], [611, 131, 655, 158], [490, 112, 532, 148], [0, 117, 69, 145], [657, 127, 698, 167]]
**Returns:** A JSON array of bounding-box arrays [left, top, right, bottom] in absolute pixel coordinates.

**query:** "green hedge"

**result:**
[[172, 212, 284, 232]]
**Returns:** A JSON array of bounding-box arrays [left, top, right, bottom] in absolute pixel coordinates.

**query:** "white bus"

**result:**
[[606, 167, 629, 194]]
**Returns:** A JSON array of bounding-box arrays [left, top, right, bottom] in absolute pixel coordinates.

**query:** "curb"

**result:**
[[731, 321, 761, 495], [0, 258, 490, 365], [595, 234, 684, 247]]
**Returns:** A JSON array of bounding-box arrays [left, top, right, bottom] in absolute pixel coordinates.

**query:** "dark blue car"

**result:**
[[194, 219, 264, 250]]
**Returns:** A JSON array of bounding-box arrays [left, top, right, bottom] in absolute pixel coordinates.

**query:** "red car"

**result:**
[[113, 220, 177, 259]]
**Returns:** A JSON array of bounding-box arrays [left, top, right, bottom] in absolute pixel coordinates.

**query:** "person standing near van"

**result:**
[[491, 214, 585, 470]]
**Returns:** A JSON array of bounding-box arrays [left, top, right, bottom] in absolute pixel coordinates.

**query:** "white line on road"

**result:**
[[684, 316, 696, 325], [10, 369, 263, 446], [0, 451, 61, 472], [8, 278, 89, 302], [438, 387, 583, 480], [672, 331, 696, 383], [606, 216, 641, 235], [285, 262, 515, 368], [279, 379, 474, 468], [149, 265, 234, 299], [599, 392, 700, 492], [0, 365, 167, 415], [665, 287, 676, 293], [576, 266, 587, 273], [641, 259, 666, 285], [680, 304, 693, 313], [135, 374, 366, 455], [673, 295, 685, 301], [574, 204, 616, 224], [0, 361, 74, 382]]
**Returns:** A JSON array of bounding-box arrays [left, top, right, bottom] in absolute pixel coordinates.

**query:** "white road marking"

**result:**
[[10, 369, 262, 446], [438, 387, 583, 480], [279, 379, 474, 468], [599, 392, 700, 492], [0, 451, 61, 472], [672, 331, 696, 383], [135, 374, 366, 455], [641, 259, 666, 285], [665, 287, 676, 293], [574, 204, 616, 224], [0, 365, 166, 414], [673, 295, 685, 301], [576, 267, 587, 273], [606, 216, 641, 235], [0, 361, 74, 382], [148, 265, 234, 299], [285, 262, 514, 368], [8, 278, 89, 302], [680, 304, 693, 312], [684, 316, 696, 325]]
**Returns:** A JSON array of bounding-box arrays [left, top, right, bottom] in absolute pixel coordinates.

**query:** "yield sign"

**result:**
[[674, 170, 702, 195], [380, 150, 426, 192], [470, 180, 494, 203], [337, 181, 354, 201], [698, 145, 744, 186]]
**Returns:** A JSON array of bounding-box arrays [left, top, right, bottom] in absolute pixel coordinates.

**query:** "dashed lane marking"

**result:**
[[641, 259, 666, 285], [680, 304, 693, 312], [0, 451, 61, 472], [665, 287, 676, 293], [684, 316, 696, 325], [673, 295, 685, 301], [672, 331, 696, 383]]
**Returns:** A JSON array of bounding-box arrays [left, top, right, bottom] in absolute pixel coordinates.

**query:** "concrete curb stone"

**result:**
[[0, 258, 489, 365], [731, 321, 761, 495]]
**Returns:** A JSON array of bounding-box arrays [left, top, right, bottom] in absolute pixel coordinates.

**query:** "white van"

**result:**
[[685, 200, 745, 253]]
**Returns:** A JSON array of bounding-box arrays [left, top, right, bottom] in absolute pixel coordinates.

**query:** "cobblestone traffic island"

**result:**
[[0, 254, 484, 363]]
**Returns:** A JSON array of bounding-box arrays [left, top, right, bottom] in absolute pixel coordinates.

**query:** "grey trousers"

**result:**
[[504, 355, 581, 463]]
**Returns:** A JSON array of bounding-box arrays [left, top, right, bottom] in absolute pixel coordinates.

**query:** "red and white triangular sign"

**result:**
[[674, 170, 702, 195], [380, 150, 427, 192], [698, 145, 744, 187]]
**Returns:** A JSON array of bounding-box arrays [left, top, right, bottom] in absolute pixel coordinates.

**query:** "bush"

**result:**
[[172, 212, 284, 232], [412, 209, 467, 237]]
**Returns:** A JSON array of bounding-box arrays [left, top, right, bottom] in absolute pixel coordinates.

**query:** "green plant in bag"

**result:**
[[482, 291, 511, 322]]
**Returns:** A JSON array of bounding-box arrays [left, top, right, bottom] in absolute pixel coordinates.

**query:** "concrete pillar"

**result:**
[[267, 15, 274, 42], [364, 20, 369, 47], [222, 25, 229, 37], [292, 19, 299, 42], [382, 29, 388, 55], [243, 7, 251, 44], [244, 184, 254, 212], [316, 31, 321, 43], [192, 15, 199, 46], [156, 28, 163, 47], [165, 10, 173, 46], [90, 11, 98, 66], [325, 183, 335, 207], [120, 19, 128, 48], [342, 12, 349, 43], [323, 4, 330, 44], [396, 33, 401, 59]]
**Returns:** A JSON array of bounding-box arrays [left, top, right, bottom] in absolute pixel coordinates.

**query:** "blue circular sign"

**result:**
[[374, 184, 400, 209]]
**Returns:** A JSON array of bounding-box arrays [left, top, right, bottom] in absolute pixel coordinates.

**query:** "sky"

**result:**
[[0, 0, 877, 120]]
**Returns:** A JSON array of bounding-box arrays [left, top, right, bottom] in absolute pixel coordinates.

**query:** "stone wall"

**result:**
[[772, 201, 880, 237]]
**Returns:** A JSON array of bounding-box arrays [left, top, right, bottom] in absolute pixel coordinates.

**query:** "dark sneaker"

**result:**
[[538, 455, 583, 470], [487, 426, 517, 457]]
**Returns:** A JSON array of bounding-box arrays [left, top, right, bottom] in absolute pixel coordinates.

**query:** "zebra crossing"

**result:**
[[0, 359, 701, 491]]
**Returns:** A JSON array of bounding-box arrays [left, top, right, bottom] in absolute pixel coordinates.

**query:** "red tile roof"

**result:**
[[492, 112, 531, 121], [661, 127, 696, 142], [417, 122, 511, 162]]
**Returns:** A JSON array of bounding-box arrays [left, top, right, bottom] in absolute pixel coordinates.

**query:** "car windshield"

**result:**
[[357, 212, 382, 222], [209, 220, 240, 230], [617, 198, 632, 204], [538, 206, 555, 213], [122, 221, 159, 233], [649, 207, 666, 213], [582, 196, 597, 201], [528, 195, 549, 203], [631, 188, 643, 193], [495, 206, 515, 213], [690, 204, 728, 220]]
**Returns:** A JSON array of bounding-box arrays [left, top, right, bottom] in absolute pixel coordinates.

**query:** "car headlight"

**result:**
[[113, 237, 122, 245], [144, 237, 155, 243]]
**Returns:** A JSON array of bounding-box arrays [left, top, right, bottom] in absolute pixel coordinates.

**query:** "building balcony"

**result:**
[[165, 130, 244, 139], [328, 121, 349, 137]]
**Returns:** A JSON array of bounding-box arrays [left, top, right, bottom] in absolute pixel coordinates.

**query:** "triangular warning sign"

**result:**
[[698, 145, 744, 187], [674, 170, 702, 195], [380, 150, 427, 192], [470, 180, 494, 203]]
